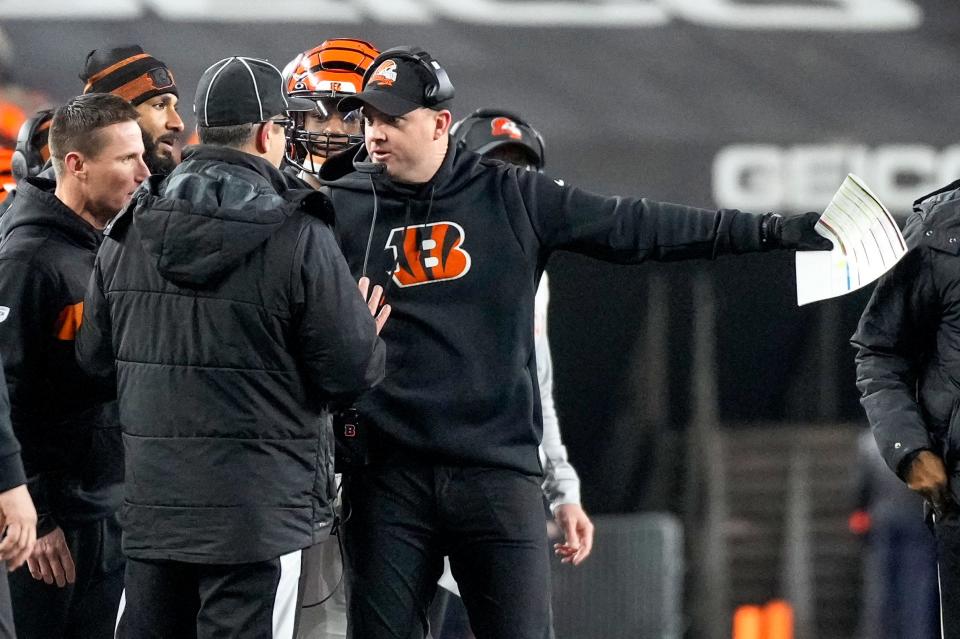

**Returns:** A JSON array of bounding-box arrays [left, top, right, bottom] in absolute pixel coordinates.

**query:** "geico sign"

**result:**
[[713, 144, 960, 215], [0, 0, 921, 30]]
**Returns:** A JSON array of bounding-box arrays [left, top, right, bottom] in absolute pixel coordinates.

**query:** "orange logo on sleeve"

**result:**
[[385, 222, 471, 287], [54, 301, 84, 341]]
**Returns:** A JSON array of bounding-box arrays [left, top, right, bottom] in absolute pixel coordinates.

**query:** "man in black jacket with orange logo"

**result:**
[[77, 56, 387, 638], [318, 46, 832, 639], [0, 93, 148, 639]]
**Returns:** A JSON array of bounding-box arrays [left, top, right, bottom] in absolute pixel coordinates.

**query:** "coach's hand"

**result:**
[[762, 212, 833, 251], [553, 503, 594, 566], [27, 527, 75, 587], [0, 484, 37, 570], [358, 277, 391, 335], [906, 450, 954, 517]]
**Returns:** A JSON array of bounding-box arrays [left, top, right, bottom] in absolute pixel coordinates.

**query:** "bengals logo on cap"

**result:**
[[370, 60, 398, 87], [491, 117, 522, 140], [385, 222, 471, 287]]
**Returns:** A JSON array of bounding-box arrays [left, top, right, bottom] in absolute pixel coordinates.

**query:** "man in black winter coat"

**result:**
[[852, 179, 960, 638], [317, 46, 833, 639], [0, 93, 148, 639], [76, 56, 387, 639]]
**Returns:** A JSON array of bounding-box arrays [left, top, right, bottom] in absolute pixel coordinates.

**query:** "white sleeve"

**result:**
[[536, 273, 581, 511]]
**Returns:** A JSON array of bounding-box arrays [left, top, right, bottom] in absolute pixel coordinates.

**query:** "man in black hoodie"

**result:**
[[0, 93, 148, 638], [317, 47, 833, 639], [76, 56, 387, 638]]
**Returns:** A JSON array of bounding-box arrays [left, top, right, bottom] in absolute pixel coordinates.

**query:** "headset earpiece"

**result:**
[[11, 109, 53, 183]]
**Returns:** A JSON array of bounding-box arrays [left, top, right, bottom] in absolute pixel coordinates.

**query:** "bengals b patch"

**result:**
[[385, 222, 471, 287]]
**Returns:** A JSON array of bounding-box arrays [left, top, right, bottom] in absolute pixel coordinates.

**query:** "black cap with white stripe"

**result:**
[[194, 56, 314, 127]]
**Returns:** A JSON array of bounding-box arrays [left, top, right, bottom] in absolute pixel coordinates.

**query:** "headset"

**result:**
[[451, 108, 546, 170], [11, 109, 53, 183], [352, 144, 385, 175], [361, 46, 455, 106]]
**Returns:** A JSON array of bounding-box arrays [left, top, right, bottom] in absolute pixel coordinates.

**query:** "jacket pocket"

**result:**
[[945, 396, 960, 504], [311, 412, 336, 528], [945, 395, 960, 463]]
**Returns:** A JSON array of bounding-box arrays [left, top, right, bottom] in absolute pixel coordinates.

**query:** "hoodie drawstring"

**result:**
[[362, 182, 437, 299]]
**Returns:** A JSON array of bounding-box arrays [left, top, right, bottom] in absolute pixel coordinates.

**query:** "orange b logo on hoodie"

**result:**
[[385, 222, 471, 287]]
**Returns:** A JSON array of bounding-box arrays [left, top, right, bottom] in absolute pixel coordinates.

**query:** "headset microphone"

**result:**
[[352, 144, 386, 175]]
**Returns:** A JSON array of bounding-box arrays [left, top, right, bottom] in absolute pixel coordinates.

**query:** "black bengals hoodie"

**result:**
[[320, 141, 767, 475]]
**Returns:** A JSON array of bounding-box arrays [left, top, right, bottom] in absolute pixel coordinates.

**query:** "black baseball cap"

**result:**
[[194, 56, 314, 127], [338, 54, 450, 117]]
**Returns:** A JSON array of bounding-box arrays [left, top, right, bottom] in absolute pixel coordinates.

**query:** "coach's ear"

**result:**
[[64, 151, 86, 179], [433, 110, 452, 141]]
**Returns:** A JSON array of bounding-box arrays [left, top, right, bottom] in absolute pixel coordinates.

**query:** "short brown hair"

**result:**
[[197, 122, 257, 149], [49, 93, 140, 176]]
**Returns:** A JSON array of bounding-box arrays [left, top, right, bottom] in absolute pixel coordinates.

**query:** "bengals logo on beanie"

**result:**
[[369, 60, 398, 88], [80, 45, 178, 106]]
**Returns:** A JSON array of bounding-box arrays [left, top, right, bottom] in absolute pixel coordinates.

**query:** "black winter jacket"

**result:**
[[76, 146, 385, 564], [853, 179, 960, 489], [320, 142, 768, 475], [0, 178, 121, 534]]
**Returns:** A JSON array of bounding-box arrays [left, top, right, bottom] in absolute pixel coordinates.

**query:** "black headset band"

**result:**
[[11, 109, 53, 183]]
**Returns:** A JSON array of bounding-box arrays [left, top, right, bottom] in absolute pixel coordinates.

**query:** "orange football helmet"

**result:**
[[282, 39, 379, 173]]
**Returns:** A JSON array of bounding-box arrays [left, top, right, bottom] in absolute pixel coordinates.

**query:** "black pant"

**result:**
[[429, 589, 557, 639], [861, 518, 939, 639], [8, 516, 123, 639], [0, 564, 15, 639], [118, 551, 305, 639], [343, 462, 550, 639], [936, 512, 960, 637]]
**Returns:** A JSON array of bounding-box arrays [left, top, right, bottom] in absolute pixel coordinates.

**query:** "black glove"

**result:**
[[760, 212, 834, 251]]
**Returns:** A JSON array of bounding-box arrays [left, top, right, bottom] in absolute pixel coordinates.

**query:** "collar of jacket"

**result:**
[[318, 137, 459, 199], [181, 145, 290, 194], [0, 177, 101, 250]]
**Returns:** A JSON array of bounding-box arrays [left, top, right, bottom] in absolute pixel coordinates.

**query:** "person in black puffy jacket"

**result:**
[[76, 57, 386, 639], [853, 177, 960, 638]]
